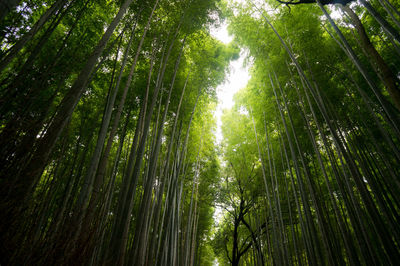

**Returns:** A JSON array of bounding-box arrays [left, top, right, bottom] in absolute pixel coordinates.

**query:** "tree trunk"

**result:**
[[316, 0, 400, 130], [359, 0, 400, 44], [0, 0, 69, 73], [0, 1, 134, 262], [341, 4, 400, 111], [133, 40, 187, 265]]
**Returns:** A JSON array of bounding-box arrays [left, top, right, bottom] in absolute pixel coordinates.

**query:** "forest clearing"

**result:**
[[1, 0, 400, 265]]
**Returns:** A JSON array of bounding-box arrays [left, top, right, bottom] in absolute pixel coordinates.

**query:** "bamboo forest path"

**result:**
[[1, 0, 400, 265]]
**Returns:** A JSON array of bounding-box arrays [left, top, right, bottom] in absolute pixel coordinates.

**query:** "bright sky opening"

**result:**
[[210, 22, 251, 144]]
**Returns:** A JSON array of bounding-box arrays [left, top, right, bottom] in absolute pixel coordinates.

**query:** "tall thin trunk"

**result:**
[[132, 37, 186, 266], [275, 71, 337, 266], [184, 129, 203, 266], [250, 109, 280, 264], [109, 38, 163, 253], [77, 4, 152, 240], [340, 4, 400, 111], [0, 1, 134, 262], [316, 0, 400, 129], [1, 0, 135, 211], [0, 0, 69, 72], [71, 20, 136, 237], [156, 87, 200, 265], [359, 0, 400, 44], [271, 74, 323, 266]]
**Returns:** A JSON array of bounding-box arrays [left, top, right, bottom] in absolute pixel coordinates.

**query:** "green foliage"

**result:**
[[213, 1, 400, 265], [1, 0, 400, 265]]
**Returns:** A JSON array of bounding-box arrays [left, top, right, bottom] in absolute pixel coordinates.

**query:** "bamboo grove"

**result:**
[[213, 0, 400, 265], [1, 0, 400, 265], [0, 0, 237, 264]]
